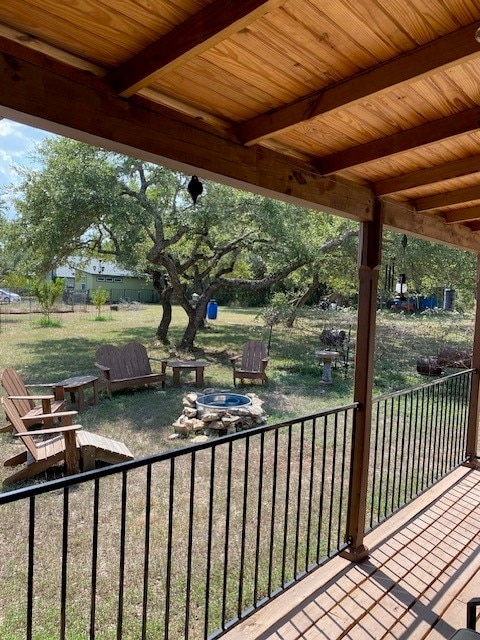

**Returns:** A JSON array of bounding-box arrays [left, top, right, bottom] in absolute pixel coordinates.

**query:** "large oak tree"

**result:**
[[9, 138, 359, 348]]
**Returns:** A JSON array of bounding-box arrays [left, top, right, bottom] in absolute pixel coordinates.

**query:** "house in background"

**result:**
[[52, 260, 159, 304]]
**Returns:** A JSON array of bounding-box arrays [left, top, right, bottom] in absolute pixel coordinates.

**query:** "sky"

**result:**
[[0, 119, 54, 217]]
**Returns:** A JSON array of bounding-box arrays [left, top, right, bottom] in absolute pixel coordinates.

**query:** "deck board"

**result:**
[[223, 466, 480, 640]]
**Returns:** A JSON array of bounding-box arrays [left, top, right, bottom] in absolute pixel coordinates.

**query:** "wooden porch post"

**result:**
[[341, 201, 383, 562], [465, 254, 480, 467]]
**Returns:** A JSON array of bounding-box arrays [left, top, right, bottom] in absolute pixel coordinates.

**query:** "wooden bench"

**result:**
[[95, 342, 166, 398]]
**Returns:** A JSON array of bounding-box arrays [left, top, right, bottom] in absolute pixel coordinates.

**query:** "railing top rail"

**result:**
[[0, 401, 359, 504], [373, 368, 474, 404]]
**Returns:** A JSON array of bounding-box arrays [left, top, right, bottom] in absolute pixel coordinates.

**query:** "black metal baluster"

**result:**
[[281, 426, 292, 586], [90, 479, 100, 640], [316, 416, 327, 563], [397, 394, 407, 508], [27, 496, 35, 640], [267, 430, 279, 596], [378, 399, 388, 523], [141, 465, 152, 640], [117, 472, 128, 640], [221, 444, 232, 628], [438, 381, 448, 477], [186, 452, 196, 639], [412, 389, 421, 498], [370, 401, 381, 528], [60, 487, 69, 640], [384, 398, 394, 518], [404, 392, 414, 502], [419, 387, 428, 492], [204, 447, 215, 638], [327, 414, 338, 556], [164, 459, 175, 640], [253, 433, 264, 606], [238, 438, 250, 618], [305, 417, 317, 572], [337, 410, 348, 549], [293, 420, 305, 578], [392, 394, 401, 512]]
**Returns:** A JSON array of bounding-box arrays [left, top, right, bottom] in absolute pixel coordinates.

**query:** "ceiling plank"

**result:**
[[316, 107, 480, 175], [382, 200, 480, 251], [106, 0, 285, 98], [234, 20, 480, 146], [374, 155, 480, 196], [0, 46, 374, 223], [442, 206, 480, 224], [415, 186, 480, 212]]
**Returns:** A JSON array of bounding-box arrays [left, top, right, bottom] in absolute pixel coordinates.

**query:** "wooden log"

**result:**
[[437, 348, 472, 368]]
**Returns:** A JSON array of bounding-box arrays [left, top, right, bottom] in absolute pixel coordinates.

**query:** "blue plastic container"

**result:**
[[207, 299, 218, 319]]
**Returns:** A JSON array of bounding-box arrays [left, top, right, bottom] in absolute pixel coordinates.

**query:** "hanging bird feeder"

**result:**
[[187, 175, 203, 205]]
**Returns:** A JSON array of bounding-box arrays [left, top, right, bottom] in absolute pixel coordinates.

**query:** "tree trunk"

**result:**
[[152, 271, 173, 343], [180, 299, 208, 349], [285, 274, 321, 328]]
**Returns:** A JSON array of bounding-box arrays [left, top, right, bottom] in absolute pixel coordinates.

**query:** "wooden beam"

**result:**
[[381, 199, 480, 251], [442, 206, 480, 224], [374, 155, 480, 196], [106, 0, 285, 97], [342, 202, 383, 561], [234, 21, 480, 146], [466, 254, 480, 465], [0, 47, 373, 222], [415, 185, 480, 212], [316, 107, 480, 175]]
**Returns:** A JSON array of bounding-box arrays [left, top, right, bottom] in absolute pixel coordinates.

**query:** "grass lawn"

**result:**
[[0, 302, 475, 487], [0, 303, 475, 639]]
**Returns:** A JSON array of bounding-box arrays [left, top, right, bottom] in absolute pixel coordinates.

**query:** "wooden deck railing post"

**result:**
[[466, 253, 480, 467], [341, 203, 383, 562]]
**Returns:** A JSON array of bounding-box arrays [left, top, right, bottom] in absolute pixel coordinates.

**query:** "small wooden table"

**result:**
[[315, 350, 340, 385], [53, 375, 100, 410], [164, 361, 209, 387]]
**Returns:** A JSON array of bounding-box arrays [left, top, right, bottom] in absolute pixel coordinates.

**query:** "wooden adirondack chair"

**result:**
[[229, 340, 269, 386], [1, 367, 66, 429], [95, 342, 166, 398], [2, 397, 134, 486]]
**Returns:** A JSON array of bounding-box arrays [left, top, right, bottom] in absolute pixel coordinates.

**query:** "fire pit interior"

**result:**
[[196, 392, 252, 411]]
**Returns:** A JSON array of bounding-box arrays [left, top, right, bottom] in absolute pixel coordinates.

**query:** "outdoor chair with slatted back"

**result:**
[[229, 339, 269, 386], [1, 397, 134, 486], [95, 341, 166, 398], [1, 367, 66, 429]]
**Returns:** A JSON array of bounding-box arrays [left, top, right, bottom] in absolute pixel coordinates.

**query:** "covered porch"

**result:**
[[2, 1, 480, 639]]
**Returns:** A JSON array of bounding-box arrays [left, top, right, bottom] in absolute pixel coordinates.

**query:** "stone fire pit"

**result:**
[[171, 389, 267, 441]]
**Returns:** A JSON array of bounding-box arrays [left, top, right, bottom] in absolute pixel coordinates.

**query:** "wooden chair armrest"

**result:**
[[24, 382, 57, 388], [149, 357, 168, 373], [14, 424, 82, 437], [8, 394, 55, 401], [95, 363, 110, 372], [30, 410, 78, 420], [261, 357, 269, 363], [229, 355, 240, 362]]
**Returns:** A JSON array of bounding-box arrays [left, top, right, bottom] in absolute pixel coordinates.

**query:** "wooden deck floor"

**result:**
[[224, 466, 480, 640]]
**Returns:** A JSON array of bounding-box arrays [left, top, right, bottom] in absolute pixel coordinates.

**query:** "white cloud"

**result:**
[[0, 120, 54, 216]]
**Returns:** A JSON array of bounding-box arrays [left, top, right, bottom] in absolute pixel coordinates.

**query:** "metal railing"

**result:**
[[0, 403, 357, 640], [367, 369, 473, 530]]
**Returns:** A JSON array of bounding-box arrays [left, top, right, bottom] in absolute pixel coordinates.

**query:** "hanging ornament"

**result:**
[[187, 175, 203, 205]]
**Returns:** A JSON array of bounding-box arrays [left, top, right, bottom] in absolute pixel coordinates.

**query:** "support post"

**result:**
[[465, 254, 480, 467], [341, 202, 383, 561]]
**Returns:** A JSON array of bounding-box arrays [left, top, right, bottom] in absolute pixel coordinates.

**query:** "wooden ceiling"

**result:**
[[2, 0, 480, 250]]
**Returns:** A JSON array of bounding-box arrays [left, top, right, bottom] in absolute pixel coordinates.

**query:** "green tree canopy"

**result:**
[[9, 138, 359, 347]]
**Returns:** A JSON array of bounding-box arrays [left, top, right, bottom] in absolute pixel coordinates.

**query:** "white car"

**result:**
[[0, 288, 21, 302]]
